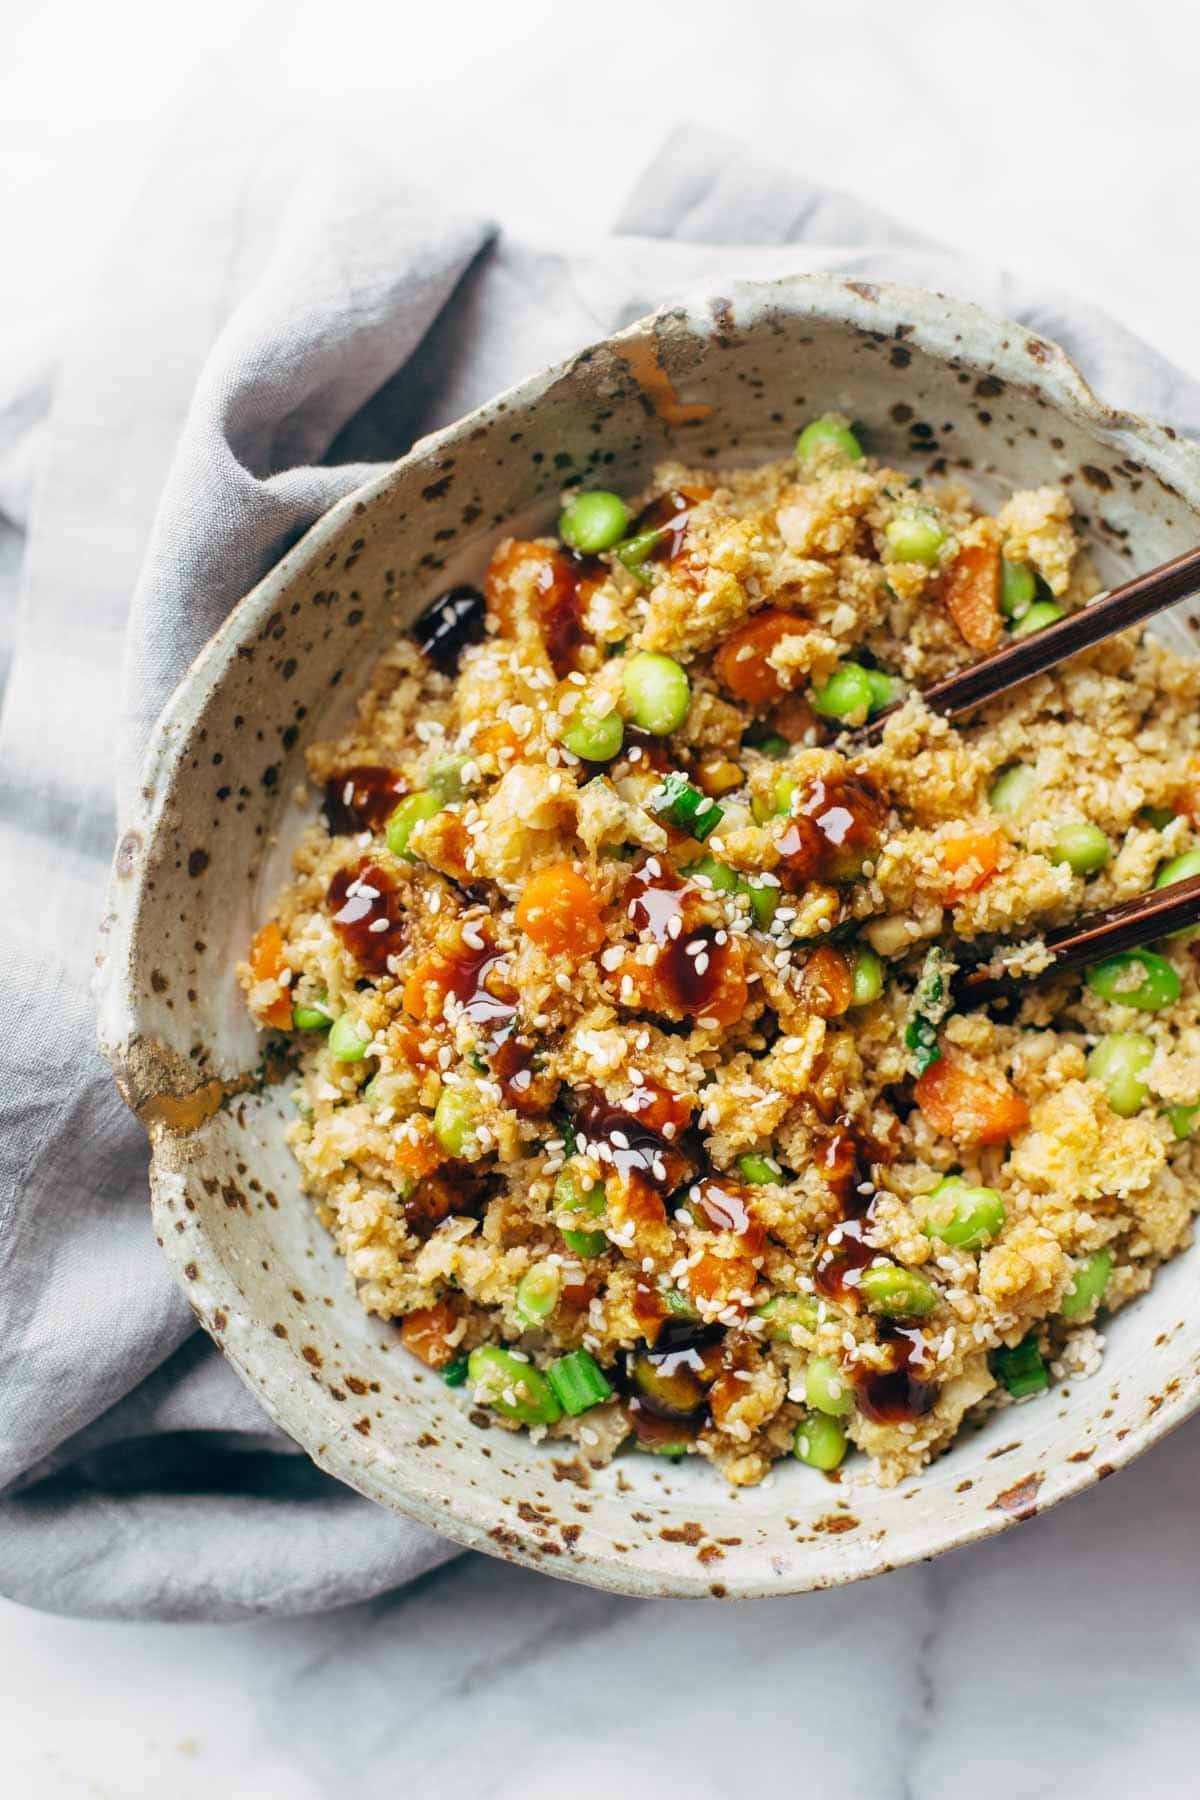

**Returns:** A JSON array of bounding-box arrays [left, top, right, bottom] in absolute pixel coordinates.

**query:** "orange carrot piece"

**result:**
[[939, 827, 1006, 899], [399, 1300, 459, 1369], [943, 540, 1002, 651], [714, 609, 809, 706], [914, 1056, 1029, 1148], [800, 945, 854, 1018], [248, 922, 293, 1030], [515, 863, 605, 956]]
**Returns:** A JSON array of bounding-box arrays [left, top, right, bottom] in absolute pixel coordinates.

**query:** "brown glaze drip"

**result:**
[[620, 1318, 726, 1441], [631, 487, 709, 567], [433, 936, 550, 1113], [625, 863, 735, 1019], [776, 772, 885, 885], [327, 861, 407, 974], [538, 549, 603, 677], [402, 1168, 485, 1237], [633, 1275, 669, 1341], [323, 765, 408, 834], [489, 1033, 540, 1114], [854, 1324, 939, 1423], [620, 725, 673, 774], [577, 1082, 693, 1192], [690, 1175, 757, 1238], [624, 1396, 705, 1447], [812, 1122, 879, 1302], [412, 584, 486, 674]]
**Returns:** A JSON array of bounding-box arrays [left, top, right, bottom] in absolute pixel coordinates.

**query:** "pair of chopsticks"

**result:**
[[849, 545, 1200, 1001]]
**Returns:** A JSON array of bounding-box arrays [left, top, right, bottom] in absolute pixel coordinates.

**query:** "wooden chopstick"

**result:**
[[853, 543, 1200, 745], [956, 870, 1200, 1007]]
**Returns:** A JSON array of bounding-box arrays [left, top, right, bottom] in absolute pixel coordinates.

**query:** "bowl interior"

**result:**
[[101, 277, 1200, 1597]]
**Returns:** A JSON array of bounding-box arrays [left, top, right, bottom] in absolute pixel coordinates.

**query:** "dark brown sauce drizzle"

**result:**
[[855, 1325, 939, 1423], [620, 1319, 726, 1442], [431, 936, 545, 1114], [538, 549, 603, 678], [626, 863, 734, 1018], [412, 585, 486, 674], [327, 861, 407, 974], [631, 487, 707, 566], [323, 765, 408, 834], [776, 772, 885, 886]]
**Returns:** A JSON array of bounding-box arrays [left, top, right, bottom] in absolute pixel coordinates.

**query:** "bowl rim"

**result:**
[[98, 270, 1200, 1598]]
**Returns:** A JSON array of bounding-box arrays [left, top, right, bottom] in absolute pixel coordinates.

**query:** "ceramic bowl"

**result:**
[[97, 274, 1200, 1598]]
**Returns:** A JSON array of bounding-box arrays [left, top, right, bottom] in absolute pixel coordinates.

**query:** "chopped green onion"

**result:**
[[905, 1014, 941, 1076], [746, 729, 789, 757], [992, 1334, 1048, 1399], [547, 1349, 613, 1416], [427, 754, 470, 802], [651, 771, 724, 841], [1140, 804, 1175, 830], [292, 998, 334, 1031], [561, 1228, 608, 1258], [615, 527, 665, 583], [442, 1354, 469, 1387]]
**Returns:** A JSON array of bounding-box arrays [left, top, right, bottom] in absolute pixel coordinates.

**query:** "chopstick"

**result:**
[[853, 543, 1200, 745], [955, 870, 1200, 1007]]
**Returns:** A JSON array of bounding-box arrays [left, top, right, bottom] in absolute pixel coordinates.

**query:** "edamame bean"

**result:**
[[812, 662, 876, 725], [561, 698, 624, 762], [467, 1346, 562, 1425], [754, 1294, 822, 1343], [555, 1162, 607, 1257], [989, 763, 1037, 817], [1049, 821, 1110, 876], [559, 490, 631, 554], [1166, 1101, 1200, 1138], [1000, 559, 1036, 619], [850, 947, 884, 1006], [516, 1261, 562, 1324], [1010, 600, 1064, 638], [1154, 848, 1200, 942], [1087, 1031, 1155, 1116], [793, 1411, 847, 1470], [433, 1086, 478, 1156], [858, 1263, 939, 1318], [885, 507, 946, 566], [864, 667, 902, 711], [292, 998, 333, 1031], [1059, 1247, 1113, 1320], [1086, 949, 1181, 1011], [427, 754, 470, 802], [386, 790, 442, 859], [805, 1355, 853, 1417], [622, 652, 691, 735], [923, 1176, 1006, 1251], [328, 1012, 371, 1062], [796, 416, 864, 466]]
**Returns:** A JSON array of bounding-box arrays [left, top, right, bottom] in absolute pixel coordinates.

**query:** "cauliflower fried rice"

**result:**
[[240, 418, 1200, 1489]]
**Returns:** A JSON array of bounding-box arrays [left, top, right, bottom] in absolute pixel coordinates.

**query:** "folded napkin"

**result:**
[[3, 120, 1199, 1622]]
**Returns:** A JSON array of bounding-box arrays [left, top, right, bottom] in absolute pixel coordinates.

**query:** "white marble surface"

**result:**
[[5, 0, 1200, 1790]]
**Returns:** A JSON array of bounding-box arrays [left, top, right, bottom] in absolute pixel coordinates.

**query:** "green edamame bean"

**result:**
[[622, 652, 691, 735], [1010, 600, 1063, 638], [433, 1086, 478, 1156], [559, 490, 631, 554], [923, 1176, 1006, 1251], [796, 416, 864, 466], [1154, 848, 1200, 942], [292, 998, 334, 1031], [858, 1262, 939, 1318], [328, 1012, 371, 1062], [812, 662, 876, 725], [1086, 949, 1181, 1011], [885, 507, 947, 566], [427, 754, 470, 802], [516, 1261, 562, 1325], [561, 698, 624, 762], [1087, 1032, 1155, 1116], [999, 559, 1036, 619], [989, 763, 1037, 818], [1049, 821, 1110, 876], [805, 1355, 853, 1417], [555, 1162, 607, 1255], [793, 1411, 847, 1470], [850, 947, 884, 1006], [754, 1293, 822, 1344], [864, 667, 902, 711], [1166, 1101, 1200, 1138], [1059, 1247, 1112, 1320], [467, 1346, 562, 1425], [386, 790, 442, 859]]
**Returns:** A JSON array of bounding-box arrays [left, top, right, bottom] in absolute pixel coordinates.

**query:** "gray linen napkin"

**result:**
[[3, 121, 1200, 1623]]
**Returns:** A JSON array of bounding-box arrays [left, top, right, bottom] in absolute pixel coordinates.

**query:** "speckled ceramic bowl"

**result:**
[[97, 275, 1200, 1598]]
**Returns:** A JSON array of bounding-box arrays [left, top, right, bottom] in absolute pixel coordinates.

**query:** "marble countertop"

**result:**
[[5, 0, 1200, 1791]]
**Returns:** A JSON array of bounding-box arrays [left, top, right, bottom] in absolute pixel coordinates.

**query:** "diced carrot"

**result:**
[[393, 1121, 443, 1182], [473, 720, 522, 764], [688, 1250, 758, 1310], [248, 922, 293, 1030], [695, 758, 745, 797], [939, 827, 1006, 899], [399, 1299, 459, 1369], [403, 954, 454, 1022], [714, 609, 809, 706], [914, 1056, 1029, 1148], [800, 945, 854, 1018], [515, 862, 605, 956], [1172, 764, 1200, 827], [943, 540, 1002, 651]]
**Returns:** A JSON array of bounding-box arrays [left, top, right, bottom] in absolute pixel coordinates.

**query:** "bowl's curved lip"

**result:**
[[97, 271, 1200, 1599]]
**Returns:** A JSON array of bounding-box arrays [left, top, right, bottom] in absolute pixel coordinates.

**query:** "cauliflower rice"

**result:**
[[240, 419, 1200, 1489]]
